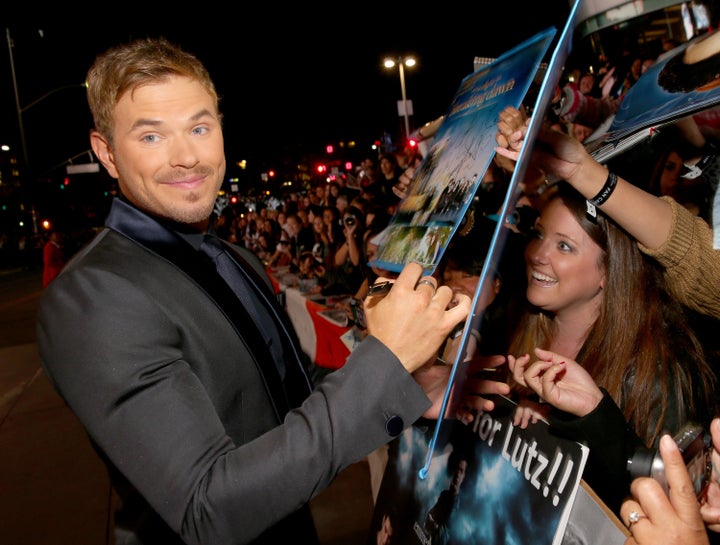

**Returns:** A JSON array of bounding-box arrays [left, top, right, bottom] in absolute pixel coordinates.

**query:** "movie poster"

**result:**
[[369, 396, 588, 545]]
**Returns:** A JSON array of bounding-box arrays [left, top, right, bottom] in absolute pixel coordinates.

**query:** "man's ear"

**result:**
[[89, 129, 119, 179]]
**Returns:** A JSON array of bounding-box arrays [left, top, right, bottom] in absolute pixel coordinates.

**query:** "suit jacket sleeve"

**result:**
[[37, 231, 430, 545]]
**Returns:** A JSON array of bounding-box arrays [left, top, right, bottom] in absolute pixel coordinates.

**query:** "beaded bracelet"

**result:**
[[585, 171, 617, 218]]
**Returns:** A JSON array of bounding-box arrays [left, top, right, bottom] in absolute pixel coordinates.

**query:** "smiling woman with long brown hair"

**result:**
[[506, 182, 717, 515]]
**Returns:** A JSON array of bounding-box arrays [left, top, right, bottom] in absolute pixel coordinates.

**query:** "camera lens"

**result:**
[[510, 206, 539, 236], [627, 423, 712, 499], [344, 216, 356, 226]]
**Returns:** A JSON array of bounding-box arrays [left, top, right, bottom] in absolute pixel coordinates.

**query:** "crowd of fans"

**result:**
[[212, 145, 422, 302], [210, 27, 720, 544]]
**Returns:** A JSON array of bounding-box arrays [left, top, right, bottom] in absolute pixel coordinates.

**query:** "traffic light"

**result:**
[[60, 177, 70, 189]]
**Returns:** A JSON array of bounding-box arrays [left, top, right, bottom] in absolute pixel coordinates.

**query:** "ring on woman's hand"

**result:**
[[627, 511, 646, 528], [415, 279, 437, 294]]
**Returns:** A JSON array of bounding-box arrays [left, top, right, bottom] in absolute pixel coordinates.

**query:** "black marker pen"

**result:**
[[368, 281, 394, 296]]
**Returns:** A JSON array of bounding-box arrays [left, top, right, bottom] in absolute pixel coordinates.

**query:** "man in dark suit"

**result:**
[[36, 38, 472, 545]]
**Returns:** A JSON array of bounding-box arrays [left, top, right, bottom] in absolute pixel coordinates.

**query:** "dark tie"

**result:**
[[199, 235, 312, 400]]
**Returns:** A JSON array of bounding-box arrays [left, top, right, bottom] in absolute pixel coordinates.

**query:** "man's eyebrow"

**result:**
[[190, 108, 216, 122], [130, 109, 216, 131], [130, 118, 162, 131]]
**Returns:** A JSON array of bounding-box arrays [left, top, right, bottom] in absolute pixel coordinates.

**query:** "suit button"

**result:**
[[385, 415, 404, 437]]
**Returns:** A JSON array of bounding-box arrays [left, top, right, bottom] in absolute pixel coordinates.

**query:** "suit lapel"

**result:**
[[214, 239, 313, 407], [105, 198, 297, 418]]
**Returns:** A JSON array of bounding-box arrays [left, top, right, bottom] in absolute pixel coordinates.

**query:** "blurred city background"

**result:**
[[5, 1, 716, 270]]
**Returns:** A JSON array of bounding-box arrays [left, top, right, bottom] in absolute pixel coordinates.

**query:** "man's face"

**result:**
[[578, 74, 594, 94], [93, 76, 225, 229], [286, 217, 301, 237], [450, 459, 467, 494]]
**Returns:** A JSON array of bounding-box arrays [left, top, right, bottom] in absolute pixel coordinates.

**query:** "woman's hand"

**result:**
[[508, 347, 603, 418], [393, 165, 417, 200], [495, 105, 592, 184], [512, 398, 551, 428], [454, 354, 511, 423], [414, 354, 511, 422], [621, 433, 711, 545]]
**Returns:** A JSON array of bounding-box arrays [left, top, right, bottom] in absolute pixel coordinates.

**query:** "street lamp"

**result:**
[[383, 56, 417, 139], [6, 28, 88, 236], [6, 28, 87, 168]]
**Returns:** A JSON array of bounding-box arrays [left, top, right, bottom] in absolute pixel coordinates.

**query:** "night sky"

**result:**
[[1, 4, 572, 179]]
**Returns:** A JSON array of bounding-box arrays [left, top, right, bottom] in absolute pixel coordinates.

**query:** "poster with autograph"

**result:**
[[371, 27, 556, 274]]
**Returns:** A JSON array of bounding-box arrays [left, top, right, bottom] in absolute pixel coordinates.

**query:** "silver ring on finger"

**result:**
[[627, 511, 646, 528], [415, 279, 437, 295]]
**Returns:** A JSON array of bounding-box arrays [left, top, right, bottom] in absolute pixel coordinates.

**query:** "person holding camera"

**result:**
[[321, 206, 366, 296], [620, 416, 720, 545]]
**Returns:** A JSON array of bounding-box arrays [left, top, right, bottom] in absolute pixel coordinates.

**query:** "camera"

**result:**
[[508, 205, 539, 236], [627, 422, 712, 499], [344, 215, 356, 227]]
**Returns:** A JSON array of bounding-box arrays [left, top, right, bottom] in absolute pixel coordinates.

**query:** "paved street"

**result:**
[[0, 265, 113, 545], [0, 266, 43, 349]]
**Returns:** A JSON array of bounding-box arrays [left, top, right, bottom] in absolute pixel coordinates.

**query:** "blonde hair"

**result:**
[[86, 37, 221, 145]]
